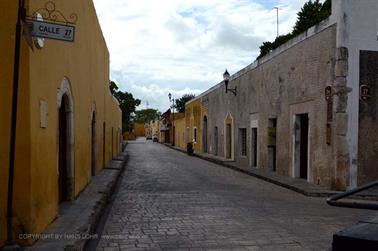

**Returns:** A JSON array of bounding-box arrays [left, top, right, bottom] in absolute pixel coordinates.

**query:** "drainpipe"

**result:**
[[3, 0, 25, 250]]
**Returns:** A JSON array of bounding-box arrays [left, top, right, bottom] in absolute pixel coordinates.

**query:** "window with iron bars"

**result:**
[[239, 128, 247, 156]]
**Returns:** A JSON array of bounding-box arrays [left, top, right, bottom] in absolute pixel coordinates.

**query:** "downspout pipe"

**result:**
[[2, 0, 25, 250]]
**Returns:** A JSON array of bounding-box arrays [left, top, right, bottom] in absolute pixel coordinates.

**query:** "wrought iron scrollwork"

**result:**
[[30, 1, 78, 24]]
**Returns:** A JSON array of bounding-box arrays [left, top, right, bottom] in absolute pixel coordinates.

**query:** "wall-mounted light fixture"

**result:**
[[223, 69, 236, 96]]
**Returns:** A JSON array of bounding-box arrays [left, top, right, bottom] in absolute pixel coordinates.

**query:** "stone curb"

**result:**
[[161, 143, 338, 198], [25, 151, 128, 251]]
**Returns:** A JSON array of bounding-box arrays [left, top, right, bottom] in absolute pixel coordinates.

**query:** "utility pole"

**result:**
[[4, 0, 25, 250], [273, 7, 279, 37]]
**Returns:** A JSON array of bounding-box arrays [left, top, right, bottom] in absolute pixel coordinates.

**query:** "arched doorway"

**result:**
[[224, 113, 233, 159], [57, 78, 74, 204], [58, 95, 69, 203], [91, 111, 96, 176], [203, 116, 208, 153]]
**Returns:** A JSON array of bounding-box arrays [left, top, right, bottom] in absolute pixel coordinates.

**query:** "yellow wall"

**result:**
[[185, 99, 202, 152], [0, 0, 32, 245], [0, 0, 122, 246], [167, 112, 185, 148], [173, 115, 186, 149], [134, 122, 146, 137]]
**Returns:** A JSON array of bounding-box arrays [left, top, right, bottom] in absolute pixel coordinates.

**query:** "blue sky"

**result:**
[[93, 0, 310, 112]]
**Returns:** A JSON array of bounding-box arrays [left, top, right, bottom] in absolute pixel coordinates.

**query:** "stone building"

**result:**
[[186, 0, 378, 191], [0, 0, 122, 246]]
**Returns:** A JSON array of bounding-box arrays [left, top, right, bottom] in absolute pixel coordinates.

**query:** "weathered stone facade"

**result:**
[[186, 0, 378, 191], [204, 24, 337, 188]]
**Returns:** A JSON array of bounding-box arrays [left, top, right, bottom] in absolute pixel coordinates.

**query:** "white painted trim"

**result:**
[[193, 127, 198, 144], [250, 119, 259, 168], [202, 114, 208, 153], [291, 113, 311, 182], [224, 112, 234, 160]]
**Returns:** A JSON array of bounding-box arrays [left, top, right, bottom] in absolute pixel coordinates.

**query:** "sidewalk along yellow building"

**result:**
[[185, 98, 202, 152], [0, 0, 121, 246]]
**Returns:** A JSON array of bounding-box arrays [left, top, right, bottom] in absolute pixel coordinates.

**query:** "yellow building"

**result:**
[[134, 122, 146, 137], [185, 98, 202, 152], [0, 0, 121, 246], [171, 113, 186, 149]]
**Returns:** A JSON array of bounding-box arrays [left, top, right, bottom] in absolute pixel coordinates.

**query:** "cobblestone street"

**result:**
[[96, 140, 374, 251]]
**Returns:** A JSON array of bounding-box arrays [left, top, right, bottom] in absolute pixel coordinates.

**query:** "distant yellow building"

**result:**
[[134, 122, 146, 137], [185, 98, 202, 152], [171, 113, 185, 149], [0, 0, 121, 246]]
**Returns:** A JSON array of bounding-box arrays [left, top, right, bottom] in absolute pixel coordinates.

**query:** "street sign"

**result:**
[[27, 20, 75, 42]]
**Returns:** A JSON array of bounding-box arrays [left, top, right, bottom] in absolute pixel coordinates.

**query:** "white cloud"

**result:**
[[93, 0, 308, 111]]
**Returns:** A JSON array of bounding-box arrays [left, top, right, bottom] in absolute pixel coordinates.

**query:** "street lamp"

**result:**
[[168, 93, 175, 146], [223, 69, 236, 96]]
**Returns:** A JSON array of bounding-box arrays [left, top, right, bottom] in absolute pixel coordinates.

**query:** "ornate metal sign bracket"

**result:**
[[24, 1, 78, 44], [27, 1, 78, 25]]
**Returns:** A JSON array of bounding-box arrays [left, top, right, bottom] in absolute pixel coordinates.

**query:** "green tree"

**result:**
[[257, 34, 294, 60], [175, 94, 195, 113], [110, 81, 141, 132], [135, 108, 160, 124], [293, 0, 324, 35], [257, 0, 331, 59]]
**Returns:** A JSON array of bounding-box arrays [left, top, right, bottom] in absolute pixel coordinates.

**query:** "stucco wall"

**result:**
[[134, 123, 146, 137], [0, 0, 32, 245], [173, 115, 186, 150], [0, 0, 122, 245], [332, 0, 378, 189], [185, 99, 202, 152]]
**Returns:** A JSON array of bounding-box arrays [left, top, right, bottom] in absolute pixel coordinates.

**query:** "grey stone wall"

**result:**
[[206, 25, 337, 188]]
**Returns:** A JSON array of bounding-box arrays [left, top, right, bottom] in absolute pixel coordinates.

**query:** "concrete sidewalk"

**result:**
[[25, 151, 128, 251]]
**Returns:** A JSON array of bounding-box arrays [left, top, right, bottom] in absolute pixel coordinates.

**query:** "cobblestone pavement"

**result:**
[[96, 139, 375, 251]]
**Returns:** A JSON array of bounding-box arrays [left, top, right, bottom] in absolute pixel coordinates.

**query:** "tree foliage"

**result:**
[[174, 94, 196, 113], [110, 81, 141, 132], [257, 0, 331, 60], [257, 34, 295, 60], [292, 0, 331, 36], [135, 108, 160, 124]]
